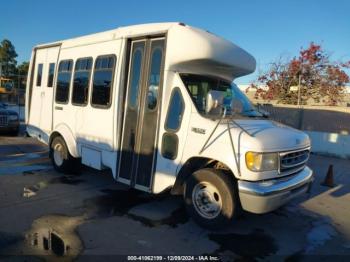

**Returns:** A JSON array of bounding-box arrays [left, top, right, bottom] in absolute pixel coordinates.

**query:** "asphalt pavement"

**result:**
[[0, 133, 349, 261]]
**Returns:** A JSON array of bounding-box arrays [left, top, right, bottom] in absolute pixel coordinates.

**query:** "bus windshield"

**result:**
[[180, 74, 262, 117]]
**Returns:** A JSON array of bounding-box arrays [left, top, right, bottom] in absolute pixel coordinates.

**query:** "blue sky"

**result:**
[[1, 0, 349, 84]]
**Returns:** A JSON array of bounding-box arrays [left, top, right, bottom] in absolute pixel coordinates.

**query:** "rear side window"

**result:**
[[128, 48, 143, 109], [165, 88, 184, 131], [72, 57, 92, 105], [55, 60, 73, 103], [47, 63, 55, 87], [36, 64, 43, 86], [91, 55, 116, 107], [147, 47, 163, 110]]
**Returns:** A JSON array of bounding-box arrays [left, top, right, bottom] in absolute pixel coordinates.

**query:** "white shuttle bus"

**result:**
[[26, 23, 313, 228]]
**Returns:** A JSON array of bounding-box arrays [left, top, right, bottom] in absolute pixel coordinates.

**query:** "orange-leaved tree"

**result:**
[[249, 43, 350, 105]]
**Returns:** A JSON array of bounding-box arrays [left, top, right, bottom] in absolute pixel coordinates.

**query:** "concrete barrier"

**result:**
[[259, 105, 350, 159], [307, 131, 350, 159]]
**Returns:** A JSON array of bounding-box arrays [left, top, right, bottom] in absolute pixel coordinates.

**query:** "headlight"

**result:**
[[245, 151, 278, 172], [8, 115, 18, 121]]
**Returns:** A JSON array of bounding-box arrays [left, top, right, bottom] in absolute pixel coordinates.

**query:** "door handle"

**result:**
[[55, 106, 63, 110]]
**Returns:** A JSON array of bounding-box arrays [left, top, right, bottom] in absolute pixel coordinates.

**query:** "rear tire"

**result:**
[[184, 168, 239, 229], [50, 136, 80, 174]]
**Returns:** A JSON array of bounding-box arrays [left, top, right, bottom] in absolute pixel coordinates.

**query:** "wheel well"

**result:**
[[49, 131, 61, 146], [171, 157, 235, 195], [48, 132, 62, 157], [48, 124, 80, 158]]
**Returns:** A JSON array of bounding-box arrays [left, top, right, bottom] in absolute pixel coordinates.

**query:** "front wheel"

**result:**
[[184, 168, 239, 229], [50, 136, 80, 174]]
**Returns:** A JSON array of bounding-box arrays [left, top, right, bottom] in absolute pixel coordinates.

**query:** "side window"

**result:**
[[72, 57, 92, 105], [162, 88, 185, 160], [161, 133, 179, 160], [47, 63, 55, 87], [128, 48, 143, 109], [165, 88, 184, 131], [91, 55, 116, 107], [55, 60, 73, 103], [36, 64, 43, 86], [146, 47, 163, 110]]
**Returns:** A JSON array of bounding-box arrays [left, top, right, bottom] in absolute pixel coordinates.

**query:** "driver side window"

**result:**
[[162, 88, 184, 160], [165, 88, 184, 131]]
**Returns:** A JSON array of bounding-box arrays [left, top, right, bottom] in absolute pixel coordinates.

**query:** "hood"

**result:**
[[229, 119, 310, 152]]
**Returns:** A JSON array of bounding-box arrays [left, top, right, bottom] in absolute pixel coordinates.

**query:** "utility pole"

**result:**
[[297, 65, 304, 130], [297, 73, 302, 107]]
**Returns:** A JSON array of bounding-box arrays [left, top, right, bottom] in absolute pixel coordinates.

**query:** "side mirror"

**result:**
[[206, 90, 225, 114]]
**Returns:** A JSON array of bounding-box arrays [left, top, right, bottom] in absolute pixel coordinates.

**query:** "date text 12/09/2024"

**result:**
[[127, 255, 220, 261]]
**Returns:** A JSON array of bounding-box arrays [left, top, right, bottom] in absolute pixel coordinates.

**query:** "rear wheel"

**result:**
[[50, 136, 80, 174], [184, 168, 239, 229]]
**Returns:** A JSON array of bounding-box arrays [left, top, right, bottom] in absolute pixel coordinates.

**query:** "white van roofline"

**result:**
[[34, 22, 256, 80], [34, 22, 178, 49]]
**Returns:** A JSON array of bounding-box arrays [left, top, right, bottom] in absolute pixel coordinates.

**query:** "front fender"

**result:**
[[180, 128, 241, 180]]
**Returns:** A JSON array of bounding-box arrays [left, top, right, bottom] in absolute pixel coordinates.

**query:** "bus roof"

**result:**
[[34, 22, 177, 49], [34, 22, 256, 81]]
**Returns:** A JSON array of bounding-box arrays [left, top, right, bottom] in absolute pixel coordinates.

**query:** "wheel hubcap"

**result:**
[[192, 182, 222, 219], [53, 143, 64, 166]]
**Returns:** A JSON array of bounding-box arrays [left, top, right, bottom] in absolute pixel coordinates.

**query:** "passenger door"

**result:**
[[118, 37, 165, 190], [40, 46, 60, 133], [28, 45, 60, 140], [28, 49, 46, 131]]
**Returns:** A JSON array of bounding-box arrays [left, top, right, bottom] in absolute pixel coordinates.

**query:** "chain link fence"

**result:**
[[0, 75, 26, 121], [0, 74, 26, 105]]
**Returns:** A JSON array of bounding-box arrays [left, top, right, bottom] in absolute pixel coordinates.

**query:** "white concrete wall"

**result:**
[[307, 131, 350, 159]]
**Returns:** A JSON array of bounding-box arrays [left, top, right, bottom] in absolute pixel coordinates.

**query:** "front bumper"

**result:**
[[238, 166, 313, 214]]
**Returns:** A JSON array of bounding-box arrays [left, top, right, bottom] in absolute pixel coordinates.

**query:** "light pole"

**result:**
[[0, 62, 2, 78], [297, 64, 304, 107], [297, 73, 302, 107]]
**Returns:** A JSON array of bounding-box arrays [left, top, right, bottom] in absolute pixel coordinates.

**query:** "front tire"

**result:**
[[50, 136, 79, 174], [184, 168, 239, 229]]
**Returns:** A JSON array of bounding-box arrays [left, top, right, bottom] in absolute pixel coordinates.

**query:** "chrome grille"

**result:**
[[280, 149, 310, 174], [0, 115, 8, 126]]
